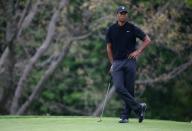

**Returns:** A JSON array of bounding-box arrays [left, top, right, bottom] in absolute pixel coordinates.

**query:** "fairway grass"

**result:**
[[0, 116, 191, 131]]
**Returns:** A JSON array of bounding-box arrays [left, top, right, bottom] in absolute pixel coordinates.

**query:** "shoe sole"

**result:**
[[119, 119, 128, 123], [119, 121, 128, 123]]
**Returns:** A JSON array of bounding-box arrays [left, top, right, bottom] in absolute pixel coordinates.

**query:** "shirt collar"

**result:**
[[116, 21, 129, 28]]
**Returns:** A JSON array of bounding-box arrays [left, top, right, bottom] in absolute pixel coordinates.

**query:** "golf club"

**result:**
[[97, 77, 112, 122]]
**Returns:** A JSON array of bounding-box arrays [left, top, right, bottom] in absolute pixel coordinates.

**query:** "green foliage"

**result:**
[[24, 0, 192, 121], [186, 0, 192, 7], [144, 69, 192, 121], [67, 0, 86, 23], [0, 0, 191, 122]]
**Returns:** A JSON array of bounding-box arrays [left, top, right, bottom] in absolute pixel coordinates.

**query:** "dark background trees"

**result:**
[[0, 0, 191, 122]]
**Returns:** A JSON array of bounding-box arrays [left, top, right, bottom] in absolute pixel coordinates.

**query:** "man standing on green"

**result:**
[[106, 6, 151, 123]]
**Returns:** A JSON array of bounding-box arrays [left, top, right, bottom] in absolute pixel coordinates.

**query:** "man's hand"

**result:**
[[128, 50, 142, 59], [128, 35, 151, 59], [109, 65, 113, 74], [107, 43, 113, 64]]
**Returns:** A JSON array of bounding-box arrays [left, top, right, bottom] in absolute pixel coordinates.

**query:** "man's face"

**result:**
[[117, 11, 127, 22]]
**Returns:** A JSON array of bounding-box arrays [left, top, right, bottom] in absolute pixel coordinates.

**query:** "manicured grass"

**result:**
[[0, 116, 191, 131]]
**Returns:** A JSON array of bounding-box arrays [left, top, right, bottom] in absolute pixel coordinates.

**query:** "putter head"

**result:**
[[97, 117, 102, 122], [97, 119, 102, 122]]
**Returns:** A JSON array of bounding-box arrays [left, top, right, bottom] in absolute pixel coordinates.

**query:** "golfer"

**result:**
[[106, 6, 151, 123]]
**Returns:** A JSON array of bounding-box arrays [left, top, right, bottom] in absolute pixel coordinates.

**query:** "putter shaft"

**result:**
[[98, 81, 111, 122]]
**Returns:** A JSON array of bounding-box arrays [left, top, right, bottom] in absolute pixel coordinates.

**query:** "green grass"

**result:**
[[0, 116, 191, 131]]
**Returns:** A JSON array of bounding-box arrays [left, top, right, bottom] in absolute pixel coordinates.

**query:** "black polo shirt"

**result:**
[[106, 22, 146, 60]]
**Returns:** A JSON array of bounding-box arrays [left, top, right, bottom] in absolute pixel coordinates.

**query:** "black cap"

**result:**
[[116, 6, 128, 13]]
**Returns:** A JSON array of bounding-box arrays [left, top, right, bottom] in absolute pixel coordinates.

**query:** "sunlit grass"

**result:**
[[0, 116, 191, 131]]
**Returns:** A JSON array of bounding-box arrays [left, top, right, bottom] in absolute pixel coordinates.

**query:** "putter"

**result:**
[[97, 77, 112, 122]]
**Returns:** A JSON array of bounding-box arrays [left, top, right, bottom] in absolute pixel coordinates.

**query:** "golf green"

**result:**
[[0, 116, 191, 131]]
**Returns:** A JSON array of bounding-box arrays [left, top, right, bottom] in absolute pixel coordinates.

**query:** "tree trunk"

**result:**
[[17, 41, 72, 114], [10, 0, 69, 114], [0, 0, 16, 114], [16, 26, 97, 114]]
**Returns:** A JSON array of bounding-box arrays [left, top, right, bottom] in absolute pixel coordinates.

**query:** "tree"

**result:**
[[0, 0, 191, 121]]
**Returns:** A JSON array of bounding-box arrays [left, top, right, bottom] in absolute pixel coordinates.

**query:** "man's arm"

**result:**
[[129, 35, 151, 59], [107, 43, 113, 64]]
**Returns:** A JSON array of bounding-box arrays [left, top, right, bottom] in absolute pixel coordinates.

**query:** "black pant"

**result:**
[[111, 59, 140, 119]]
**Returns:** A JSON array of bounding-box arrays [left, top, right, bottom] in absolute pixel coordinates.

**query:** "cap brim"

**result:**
[[118, 10, 128, 13], [120, 10, 127, 13], [117, 9, 127, 13]]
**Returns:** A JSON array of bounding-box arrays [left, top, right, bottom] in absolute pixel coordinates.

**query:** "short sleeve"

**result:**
[[134, 25, 146, 41], [105, 28, 112, 44]]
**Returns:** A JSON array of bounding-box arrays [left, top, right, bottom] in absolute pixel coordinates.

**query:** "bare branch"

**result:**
[[17, 40, 72, 114], [10, 0, 69, 114], [72, 33, 92, 41], [0, 0, 41, 72], [136, 58, 192, 85], [16, 29, 95, 114], [36, 53, 59, 68], [0, 48, 9, 73], [17, 0, 42, 38], [17, 0, 32, 34]]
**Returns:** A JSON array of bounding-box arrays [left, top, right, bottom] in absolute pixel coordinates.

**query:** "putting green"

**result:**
[[0, 116, 191, 131]]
